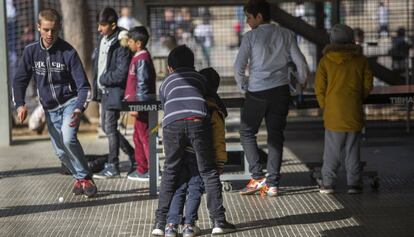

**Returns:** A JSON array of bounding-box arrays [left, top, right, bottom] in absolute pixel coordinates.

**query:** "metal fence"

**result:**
[[4, 0, 414, 130]]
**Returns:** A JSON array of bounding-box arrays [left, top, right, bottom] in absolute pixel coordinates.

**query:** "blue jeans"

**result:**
[[240, 85, 290, 187], [45, 98, 91, 180], [155, 119, 225, 224], [167, 151, 205, 225]]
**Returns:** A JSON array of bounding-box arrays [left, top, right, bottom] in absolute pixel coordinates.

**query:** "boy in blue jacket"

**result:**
[[12, 9, 97, 198]]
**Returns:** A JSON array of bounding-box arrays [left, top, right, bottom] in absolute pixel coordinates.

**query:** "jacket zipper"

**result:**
[[46, 52, 61, 106]]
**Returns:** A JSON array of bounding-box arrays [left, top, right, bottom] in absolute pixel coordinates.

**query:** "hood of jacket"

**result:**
[[323, 44, 363, 64], [97, 27, 129, 48]]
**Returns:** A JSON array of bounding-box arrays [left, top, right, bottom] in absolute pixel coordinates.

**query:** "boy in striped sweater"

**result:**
[[152, 45, 235, 236], [162, 67, 228, 237]]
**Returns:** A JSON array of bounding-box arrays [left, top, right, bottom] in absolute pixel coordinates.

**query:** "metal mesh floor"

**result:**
[[1, 134, 414, 237]]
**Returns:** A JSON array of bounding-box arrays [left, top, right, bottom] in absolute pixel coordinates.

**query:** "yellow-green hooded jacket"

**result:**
[[314, 44, 373, 132]]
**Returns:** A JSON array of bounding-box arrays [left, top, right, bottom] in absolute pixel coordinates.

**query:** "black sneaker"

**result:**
[[93, 163, 120, 179], [182, 223, 201, 237], [212, 219, 236, 235], [347, 185, 363, 194], [151, 222, 165, 236], [164, 223, 178, 237]]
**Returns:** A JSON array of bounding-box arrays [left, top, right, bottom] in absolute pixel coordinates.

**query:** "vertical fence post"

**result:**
[[33, 0, 39, 41], [0, 1, 12, 146]]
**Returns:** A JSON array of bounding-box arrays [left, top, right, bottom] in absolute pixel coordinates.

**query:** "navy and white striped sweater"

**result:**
[[159, 68, 208, 127]]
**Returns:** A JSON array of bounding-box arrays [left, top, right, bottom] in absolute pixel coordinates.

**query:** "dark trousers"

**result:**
[[167, 151, 204, 225], [101, 97, 134, 165], [155, 119, 225, 225], [240, 85, 290, 187]]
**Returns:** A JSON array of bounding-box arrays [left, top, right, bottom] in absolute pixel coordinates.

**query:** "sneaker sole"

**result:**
[[93, 174, 120, 179], [72, 190, 83, 195], [212, 227, 236, 235], [266, 192, 278, 197], [164, 233, 178, 237], [183, 233, 196, 237], [151, 229, 164, 236], [320, 189, 335, 194], [239, 188, 260, 195], [83, 190, 98, 198], [127, 176, 149, 181]]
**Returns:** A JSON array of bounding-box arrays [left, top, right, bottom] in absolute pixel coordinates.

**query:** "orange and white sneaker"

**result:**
[[239, 178, 266, 195], [259, 185, 279, 197]]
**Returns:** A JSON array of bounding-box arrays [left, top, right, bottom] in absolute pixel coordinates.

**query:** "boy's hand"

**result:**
[[217, 167, 224, 175], [17, 105, 28, 124], [70, 109, 82, 127], [129, 111, 139, 118]]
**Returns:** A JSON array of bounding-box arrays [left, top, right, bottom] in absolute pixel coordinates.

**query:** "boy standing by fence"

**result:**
[[124, 26, 156, 181], [12, 9, 97, 197], [234, 0, 309, 196], [92, 7, 135, 179], [314, 24, 373, 194], [153, 45, 235, 236]]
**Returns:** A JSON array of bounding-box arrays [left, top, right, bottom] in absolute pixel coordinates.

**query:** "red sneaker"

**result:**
[[80, 179, 97, 198], [72, 180, 83, 195], [239, 178, 266, 195]]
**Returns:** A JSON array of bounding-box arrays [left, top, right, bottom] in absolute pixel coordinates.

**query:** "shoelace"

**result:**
[[247, 178, 258, 188], [74, 180, 82, 188], [259, 185, 269, 197], [80, 179, 93, 188]]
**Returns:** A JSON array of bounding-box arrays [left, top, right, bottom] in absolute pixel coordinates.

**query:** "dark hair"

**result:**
[[97, 7, 118, 24], [167, 45, 194, 69], [397, 27, 406, 37], [244, 0, 271, 22], [199, 67, 220, 93], [38, 8, 62, 26], [128, 26, 150, 47]]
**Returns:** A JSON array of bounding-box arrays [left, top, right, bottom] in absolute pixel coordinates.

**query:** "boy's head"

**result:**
[[167, 45, 194, 70], [397, 27, 406, 37], [97, 7, 118, 36], [128, 26, 150, 52], [353, 27, 364, 45], [200, 67, 220, 93], [37, 9, 62, 48], [330, 24, 355, 44], [244, 0, 271, 29]]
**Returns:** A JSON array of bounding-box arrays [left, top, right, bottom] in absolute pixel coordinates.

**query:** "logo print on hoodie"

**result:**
[[33, 60, 66, 76]]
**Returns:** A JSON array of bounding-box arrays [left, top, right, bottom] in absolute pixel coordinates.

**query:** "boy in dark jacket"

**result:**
[[92, 7, 135, 179], [124, 26, 156, 181], [12, 9, 97, 197]]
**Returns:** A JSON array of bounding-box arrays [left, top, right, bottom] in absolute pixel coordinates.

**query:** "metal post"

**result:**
[[132, 0, 147, 27], [331, 0, 340, 26], [315, 2, 325, 62], [0, 0, 12, 146], [33, 0, 39, 41], [406, 58, 413, 133], [149, 110, 158, 196]]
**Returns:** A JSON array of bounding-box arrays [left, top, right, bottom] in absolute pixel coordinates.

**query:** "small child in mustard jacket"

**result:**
[[314, 24, 373, 194]]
